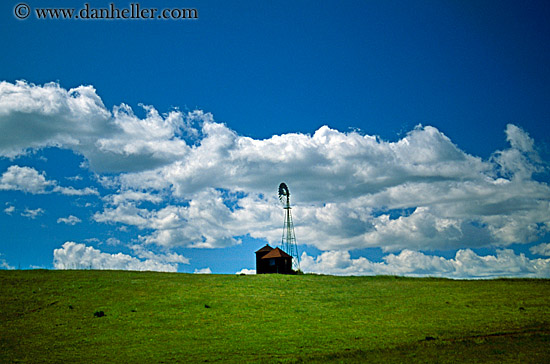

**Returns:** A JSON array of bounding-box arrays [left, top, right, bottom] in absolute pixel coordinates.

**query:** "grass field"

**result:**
[[1, 270, 549, 363]]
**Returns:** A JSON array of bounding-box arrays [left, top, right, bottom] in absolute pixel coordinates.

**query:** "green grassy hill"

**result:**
[[1, 270, 549, 363]]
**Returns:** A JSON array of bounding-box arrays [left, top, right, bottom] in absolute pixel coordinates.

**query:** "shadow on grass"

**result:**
[[290, 329, 550, 364]]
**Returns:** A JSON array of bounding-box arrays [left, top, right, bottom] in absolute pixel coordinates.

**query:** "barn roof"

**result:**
[[255, 244, 273, 254], [261, 247, 292, 259]]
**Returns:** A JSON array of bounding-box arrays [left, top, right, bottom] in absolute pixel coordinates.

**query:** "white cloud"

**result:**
[[236, 268, 256, 275], [0, 254, 14, 270], [505, 124, 536, 154], [103, 190, 163, 205], [107, 121, 546, 252], [21, 207, 44, 219], [530, 243, 550, 257], [53, 242, 189, 272], [0, 81, 110, 153], [2, 81, 550, 260], [57, 215, 81, 225], [0, 165, 53, 193], [93, 189, 251, 248], [105, 237, 121, 246], [194, 267, 212, 274], [53, 185, 99, 196], [93, 121, 550, 253], [0, 81, 201, 173], [300, 249, 550, 279], [4, 204, 14, 215], [0, 165, 98, 196], [129, 244, 190, 265]]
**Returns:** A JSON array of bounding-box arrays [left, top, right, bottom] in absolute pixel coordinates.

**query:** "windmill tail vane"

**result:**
[[278, 182, 300, 271]]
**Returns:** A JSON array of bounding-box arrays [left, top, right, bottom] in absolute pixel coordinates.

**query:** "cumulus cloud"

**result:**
[[105, 237, 122, 246], [53, 185, 99, 196], [0, 165, 53, 193], [491, 125, 542, 180], [103, 190, 163, 205], [2, 81, 550, 259], [53, 242, 189, 272], [0, 165, 98, 196], [129, 244, 189, 265], [93, 188, 255, 248], [97, 122, 549, 252], [236, 268, 256, 275], [57, 215, 81, 225], [194, 267, 212, 274], [0, 81, 110, 158], [300, 249, 550, 279], [21, 207, 44, 219], [530, 243, 550, 257], [4, 204, 14, 215], [0, 80, 201, 172], [0, 254, 14, 270]]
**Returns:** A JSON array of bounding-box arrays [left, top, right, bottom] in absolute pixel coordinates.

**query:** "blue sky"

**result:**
[[1, 0, 550, 277]]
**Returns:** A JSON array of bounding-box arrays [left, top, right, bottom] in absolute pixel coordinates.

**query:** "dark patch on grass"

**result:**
[[444, 327, 550, 342]]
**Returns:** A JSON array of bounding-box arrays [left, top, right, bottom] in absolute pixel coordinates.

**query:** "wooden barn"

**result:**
[[255, 244, 294, 274]]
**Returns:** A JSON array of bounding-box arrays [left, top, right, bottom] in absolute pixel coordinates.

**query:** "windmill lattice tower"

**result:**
[[278, 182, 300, 271]]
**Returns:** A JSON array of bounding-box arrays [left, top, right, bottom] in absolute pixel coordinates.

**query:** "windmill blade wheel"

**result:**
[[278, 182, 290, 205]]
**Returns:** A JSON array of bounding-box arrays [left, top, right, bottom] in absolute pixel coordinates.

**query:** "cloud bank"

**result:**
[[57, 215, 82, 225], [0, 80, 195, 172], [300, 249, 550, 279], [1, 81, 550, 277], [530, 243, 550, 257], [53, 242, 189, 272], [0, 165, 98, 196]]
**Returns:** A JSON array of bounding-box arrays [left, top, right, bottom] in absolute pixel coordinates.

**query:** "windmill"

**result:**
[[278, 182, 300, 271]]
